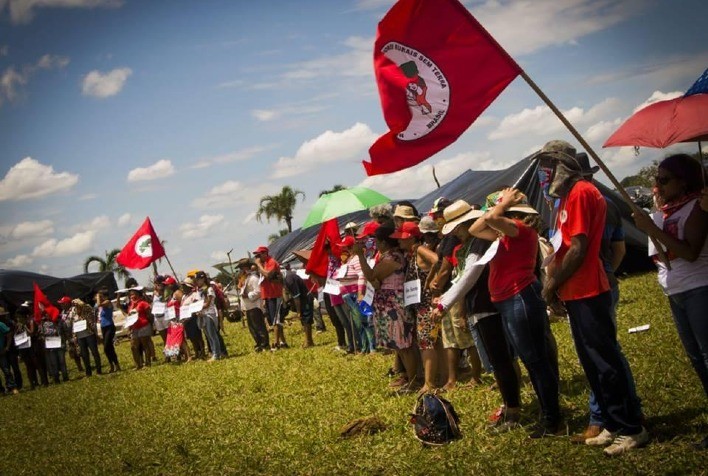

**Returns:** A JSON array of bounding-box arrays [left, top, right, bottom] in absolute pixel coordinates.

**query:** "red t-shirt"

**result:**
[[128, 300, 151, 330], [259, 256, 283, 299], [489, 219, 538, 302], [555, 180, 610, 301]]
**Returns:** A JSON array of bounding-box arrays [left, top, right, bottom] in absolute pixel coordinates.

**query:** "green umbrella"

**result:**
[[301, 186, 391, 229]]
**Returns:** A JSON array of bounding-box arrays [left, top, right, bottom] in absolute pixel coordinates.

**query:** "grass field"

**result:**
[[0, 272, 706, 475]]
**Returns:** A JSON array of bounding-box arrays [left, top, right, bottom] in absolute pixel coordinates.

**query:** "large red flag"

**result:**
[[116, 217, 166, 270], [305, 218, 341, 279], [33, 282, 59, 323], [363, 0, 521, 176]]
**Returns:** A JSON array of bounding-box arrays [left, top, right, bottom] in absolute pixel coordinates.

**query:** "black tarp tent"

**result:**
[[0, 270, 118, 312], [268, 154, 653, 274]]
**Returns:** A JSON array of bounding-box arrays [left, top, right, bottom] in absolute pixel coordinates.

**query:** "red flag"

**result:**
[[363, 0, 521, 176], [305, 218, 341, 279], [33, 282, 59, 323], [116, 217, 166, 270]]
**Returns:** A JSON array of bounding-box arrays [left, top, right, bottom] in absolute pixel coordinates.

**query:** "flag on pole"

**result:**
[[305, 218, 341, 279], [116, 217, 166, 270], [33, 282, 59, 323], [363, 0, 521, 176]]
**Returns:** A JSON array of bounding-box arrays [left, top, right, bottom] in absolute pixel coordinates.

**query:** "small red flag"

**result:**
[[363, 0, 521, 176], [116, 217, 166, 270], [305, 218, 341, 279], [33, 282, 60, 323]]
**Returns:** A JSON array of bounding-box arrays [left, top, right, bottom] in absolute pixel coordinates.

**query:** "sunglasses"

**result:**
[[654, 175, 673, 186]]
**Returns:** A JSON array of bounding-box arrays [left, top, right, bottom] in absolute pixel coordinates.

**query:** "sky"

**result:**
[[1, 0, 707, 285]]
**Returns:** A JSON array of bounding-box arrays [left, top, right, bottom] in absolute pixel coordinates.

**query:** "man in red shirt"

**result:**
[[254, 246, 288, 350], [537, 140, 647, 456]]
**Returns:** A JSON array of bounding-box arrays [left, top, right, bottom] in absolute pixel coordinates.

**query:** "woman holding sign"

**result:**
[[355, 224, 417, 393], [121, 287, 153, 370], [40, 307, 68, 384], [393, 221, 439, 395], [470, 188, 561, 439], [68, 298, 102, 377]]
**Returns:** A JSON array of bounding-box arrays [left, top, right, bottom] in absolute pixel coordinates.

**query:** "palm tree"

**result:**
[[268, 229, 289, 243], [318, 184, 346, 197], [256, 186, 305, 232], [83, 248, 132, 284]]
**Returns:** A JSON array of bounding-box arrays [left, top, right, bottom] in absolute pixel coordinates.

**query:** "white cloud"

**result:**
[[117, 213, 131, 226], [488, 98, 622, 141], [0, 157, 79, 201], [32, 230, 96, 258], [360, 151, 501, 199], [210, 250, 227, 261], [180, 214, 225, 239], [192, 180, 279, 210], [8, 219, 54, 240], [71, 215, 110, 233], [252, 110, 278, 122], [585, 118, 623, 144], [82, 67, 132, 98], [474, 0, 647, 56], [127, 159, 175, 182], [1, 254, 33, 268], [242, 212, 256, 224], [632, 90, 683, 113], [79, 193, 97, 201], [4, 0, 123, 24], [272, 122, 378, 178], [1, 54, 69, 105], [190, 146, 267, 169]]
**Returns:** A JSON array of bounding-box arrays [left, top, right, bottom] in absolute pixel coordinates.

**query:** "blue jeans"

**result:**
[[204, 317, 223, 359], [469, 323, 492, 373], [566, 291, 642, 435], [495, 280, 560, 425], [337, 294, 363, 353], [45, 348, 68, 383], [0, 353, 17, 391], [668, 285, 708, 397], [588, 283, 642, 426]]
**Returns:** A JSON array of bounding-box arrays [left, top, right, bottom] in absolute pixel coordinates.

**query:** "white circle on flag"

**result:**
[[560, 210, 568, 224], [380, 41, 450, 141], [134, 234, 153, 258]]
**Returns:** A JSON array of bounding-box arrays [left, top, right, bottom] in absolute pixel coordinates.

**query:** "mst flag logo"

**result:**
[[381, 42, 449, 141], [135, 234, 153, 258]]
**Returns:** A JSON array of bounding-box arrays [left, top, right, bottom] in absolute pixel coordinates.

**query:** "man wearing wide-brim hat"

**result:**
[[237, 257, 269, 353], [535, 139, 648, 455]]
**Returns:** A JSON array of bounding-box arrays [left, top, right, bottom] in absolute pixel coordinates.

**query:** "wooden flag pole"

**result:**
[[519, 70, 671, 268], [162, 252, 180, 283]]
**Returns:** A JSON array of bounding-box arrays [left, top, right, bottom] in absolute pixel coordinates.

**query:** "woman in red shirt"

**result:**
[[470, 187, 561, 438], [120, 288, 153, 370]]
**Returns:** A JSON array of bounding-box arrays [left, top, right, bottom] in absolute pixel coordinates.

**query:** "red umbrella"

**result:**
[[603, 93, 708, 149]]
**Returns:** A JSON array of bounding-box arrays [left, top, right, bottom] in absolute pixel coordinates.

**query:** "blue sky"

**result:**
[[1, 0, 707, 284]]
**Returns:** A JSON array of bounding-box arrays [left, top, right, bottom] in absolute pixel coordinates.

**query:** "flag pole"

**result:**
[[519, 70, 671, 268], [162, 252, 180, 282]]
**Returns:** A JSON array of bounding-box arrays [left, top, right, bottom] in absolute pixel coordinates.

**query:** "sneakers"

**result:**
[[488, 405, 505, 424], [585, 428, 617, 446], [570, 424, 603, 444], [603, 427, 649, 456]]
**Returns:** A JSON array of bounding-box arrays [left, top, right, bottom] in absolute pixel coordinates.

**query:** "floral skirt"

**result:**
[[373, 289, 414, 350]]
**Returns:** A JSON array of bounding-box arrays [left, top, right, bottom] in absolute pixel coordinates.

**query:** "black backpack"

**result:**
[[410, 393, 461, 446]]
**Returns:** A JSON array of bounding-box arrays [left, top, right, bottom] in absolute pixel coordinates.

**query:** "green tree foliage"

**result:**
[[83, 248, 132, 285], [256, 186, 305, 233], [318, 184, 346, 197]]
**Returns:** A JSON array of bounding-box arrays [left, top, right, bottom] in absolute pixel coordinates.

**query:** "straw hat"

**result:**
[[441, 200, 484, 235]]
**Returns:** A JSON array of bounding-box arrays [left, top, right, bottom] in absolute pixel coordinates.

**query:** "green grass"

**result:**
[[1, 272, 706, 475]]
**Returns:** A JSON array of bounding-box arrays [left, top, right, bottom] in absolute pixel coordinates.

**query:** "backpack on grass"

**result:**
[[409, 393, 461, 446]]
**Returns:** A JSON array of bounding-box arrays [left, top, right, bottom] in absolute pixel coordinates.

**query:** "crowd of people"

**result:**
[[1, 140, 706, 456]]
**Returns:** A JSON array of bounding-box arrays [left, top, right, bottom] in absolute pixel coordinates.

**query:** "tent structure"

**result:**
[[269, 154, 653, 274], [0, 270, 119, 312]]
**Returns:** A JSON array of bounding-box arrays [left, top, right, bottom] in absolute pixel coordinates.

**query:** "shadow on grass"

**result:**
[[645, 407, 707, 442]]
